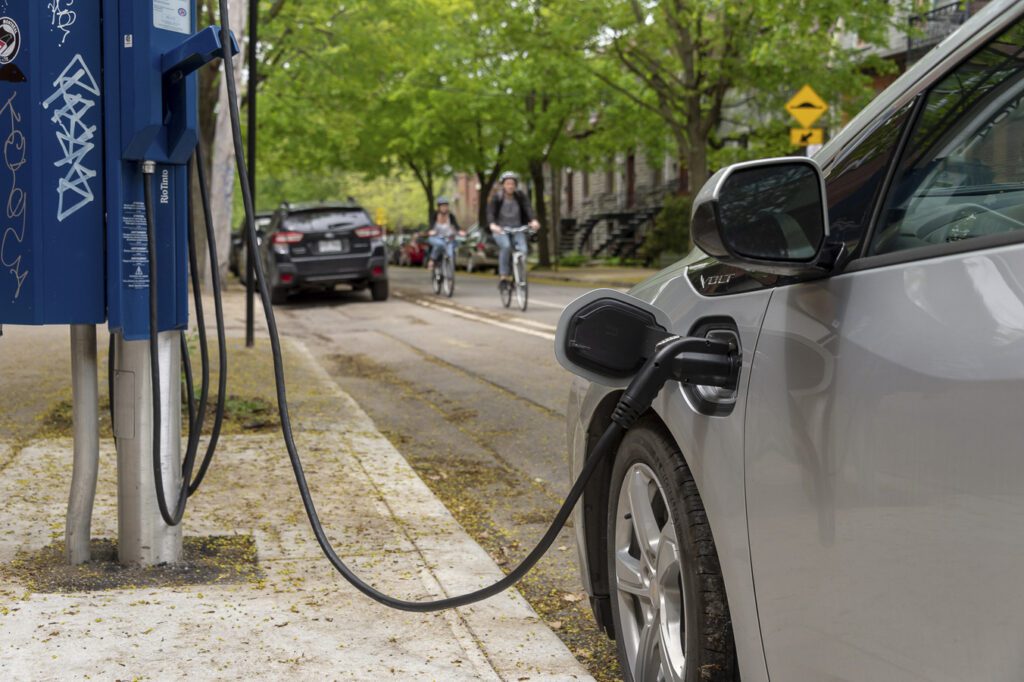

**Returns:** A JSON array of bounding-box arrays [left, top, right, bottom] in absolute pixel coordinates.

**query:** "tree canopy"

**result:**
[[250, 0, 904, 235]]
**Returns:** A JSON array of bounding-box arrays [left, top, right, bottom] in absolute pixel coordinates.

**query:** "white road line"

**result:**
[[524, 299, 565, 310], [436, 300, 557, 332], [409, 299, 556, 341], [503, 316, 557, 332]]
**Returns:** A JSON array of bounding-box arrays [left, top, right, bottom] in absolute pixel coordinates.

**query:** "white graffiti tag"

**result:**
[[0, 92, 28, 300], [42, 54, 99, 223], [48, 0, 78, 46]]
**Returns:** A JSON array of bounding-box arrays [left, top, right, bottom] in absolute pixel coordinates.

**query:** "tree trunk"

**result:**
[[207, 0, 249, 291], [190, 28, 221, 290], [685, 124, 709, 197], [529, 159, 550, 267], [476, 169, 499, 230]]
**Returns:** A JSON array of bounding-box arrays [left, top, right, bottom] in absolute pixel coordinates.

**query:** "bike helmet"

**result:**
[[436, 196, 450, 206], [499, 171, 519, 185]]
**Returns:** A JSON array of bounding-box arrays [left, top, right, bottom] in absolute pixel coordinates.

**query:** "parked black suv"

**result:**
[[261, 201, 389, 304]]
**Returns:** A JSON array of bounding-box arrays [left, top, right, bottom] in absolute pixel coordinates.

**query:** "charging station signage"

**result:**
[[0, 4, 105, 325]]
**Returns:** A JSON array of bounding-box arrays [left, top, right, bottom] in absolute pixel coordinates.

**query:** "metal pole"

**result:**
[[67, 324, 99, 565], [245, 0, 259, 348], [113, 331, 183, 565]]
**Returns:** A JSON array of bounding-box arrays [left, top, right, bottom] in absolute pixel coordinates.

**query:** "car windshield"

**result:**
[[284, 209, 371, 233]]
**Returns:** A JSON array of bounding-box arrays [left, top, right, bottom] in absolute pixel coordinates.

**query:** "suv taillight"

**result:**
[[272, 231, 304, 244], [355, 225, 383, 239]]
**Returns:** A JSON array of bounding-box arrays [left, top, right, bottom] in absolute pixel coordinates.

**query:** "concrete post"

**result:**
[[66, 324, 99, 565], [112, 331, 183, 565]]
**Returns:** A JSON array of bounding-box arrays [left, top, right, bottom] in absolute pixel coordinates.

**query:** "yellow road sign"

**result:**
[[786, 85, 828, 128], [790, 128, 824, 146]]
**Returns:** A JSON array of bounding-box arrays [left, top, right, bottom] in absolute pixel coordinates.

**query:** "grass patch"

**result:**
[[1, 536, 262, 593]]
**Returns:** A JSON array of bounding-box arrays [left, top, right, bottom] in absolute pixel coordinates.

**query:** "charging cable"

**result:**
[[214, 0, 742, 613], [141, 153, 228, 527]]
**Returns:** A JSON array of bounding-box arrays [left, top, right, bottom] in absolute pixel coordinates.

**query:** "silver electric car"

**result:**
[[566, 2, 1024, 679]]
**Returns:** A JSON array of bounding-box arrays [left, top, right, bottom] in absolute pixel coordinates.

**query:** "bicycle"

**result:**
[[430, 235, 456, 298], [498, 225, 530, 311]]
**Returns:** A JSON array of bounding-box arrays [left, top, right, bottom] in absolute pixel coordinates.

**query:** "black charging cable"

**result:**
[[215, 0, 740, 612], [187, 146, 228, 496], [176, 153, 229, 500], [142, 163, 196, 526], [142, 154, 228, 527]]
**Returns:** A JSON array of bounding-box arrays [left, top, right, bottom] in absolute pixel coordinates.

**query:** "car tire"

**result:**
[[606, 419, 738, 682], [370, 280, 389, 302], [270, 286, 289, 306]]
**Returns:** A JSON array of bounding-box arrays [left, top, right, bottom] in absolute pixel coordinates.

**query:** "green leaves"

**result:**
[[252, 0, 906, 211]]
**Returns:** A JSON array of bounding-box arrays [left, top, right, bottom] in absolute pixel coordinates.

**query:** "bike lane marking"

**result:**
[[400, 296, 556, 341]]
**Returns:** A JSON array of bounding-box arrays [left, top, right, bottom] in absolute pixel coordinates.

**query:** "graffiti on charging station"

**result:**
[[0, 91, 28, 300], [42, 53, 99, 222], [47, 1, 78, 46]]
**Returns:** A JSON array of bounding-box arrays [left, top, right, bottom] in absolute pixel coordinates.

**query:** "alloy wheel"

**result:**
[[613, 462, 687, 681]]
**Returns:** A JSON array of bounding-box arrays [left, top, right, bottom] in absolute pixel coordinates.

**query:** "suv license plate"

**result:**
[[319, 239, 347, 254]]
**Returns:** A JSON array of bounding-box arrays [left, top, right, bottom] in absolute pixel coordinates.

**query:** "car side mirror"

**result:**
[[555, 289, 674, 388], [692, 158, 835, 276]]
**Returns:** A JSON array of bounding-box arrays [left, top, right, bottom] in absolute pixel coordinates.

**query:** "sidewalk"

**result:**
[[0, 324, 593, 680], [528, 265, 660, 289]]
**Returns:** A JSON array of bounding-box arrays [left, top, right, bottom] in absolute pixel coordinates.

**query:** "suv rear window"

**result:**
[[284, 210, 371, 233]]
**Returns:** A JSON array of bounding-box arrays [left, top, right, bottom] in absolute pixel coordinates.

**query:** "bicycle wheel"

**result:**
[[442, 255, 455, 297], [431, 262, 441, 295], [514, 253, 528, 311], [499, 277, 512, 308]]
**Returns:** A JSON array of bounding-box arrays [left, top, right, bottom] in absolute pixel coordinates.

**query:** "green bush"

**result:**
[[557, 252, 588, 267], [639, 195, 692, 265], [603, 256, 643, 267]]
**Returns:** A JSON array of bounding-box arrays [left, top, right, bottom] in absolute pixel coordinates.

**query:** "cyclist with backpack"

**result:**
[[426, 197, 464, 270], [487, 172, 540, 288]]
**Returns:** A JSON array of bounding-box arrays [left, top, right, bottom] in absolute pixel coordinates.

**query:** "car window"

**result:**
[[870, 20, 1024, 256], [284, 210, 372, 233], [823, 101, 914, 258]]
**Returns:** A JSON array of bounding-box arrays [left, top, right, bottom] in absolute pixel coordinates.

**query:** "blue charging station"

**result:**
[[0, 3, 105, 324], [0, 1, 234, 339]]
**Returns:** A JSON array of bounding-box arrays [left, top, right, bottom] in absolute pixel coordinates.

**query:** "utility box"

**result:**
[[0, 3, 105, 325]]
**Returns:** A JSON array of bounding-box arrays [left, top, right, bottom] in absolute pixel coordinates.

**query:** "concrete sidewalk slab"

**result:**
[[0, 335, 593, 681]]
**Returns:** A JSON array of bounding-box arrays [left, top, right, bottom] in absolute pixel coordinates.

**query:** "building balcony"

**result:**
[[907, 2, 987, 55]]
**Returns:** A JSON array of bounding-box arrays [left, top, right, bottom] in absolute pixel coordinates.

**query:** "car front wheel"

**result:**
[[607, 420, 737, 682]]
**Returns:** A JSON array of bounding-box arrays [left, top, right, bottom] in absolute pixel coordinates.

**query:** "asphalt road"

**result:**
[[272, 265, 621, 678]]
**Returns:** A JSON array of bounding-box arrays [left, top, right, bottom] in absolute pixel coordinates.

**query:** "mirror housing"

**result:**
[[692, 157, 836, 277]]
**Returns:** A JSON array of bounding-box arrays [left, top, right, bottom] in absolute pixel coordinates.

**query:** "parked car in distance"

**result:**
[[397, 233, 430, 267], [566, 3, 1024, 680], [229, 211, 272, 281], [385, 232, 407, 265], [456, 225, 499, 272], [259, 201, 388, 304]]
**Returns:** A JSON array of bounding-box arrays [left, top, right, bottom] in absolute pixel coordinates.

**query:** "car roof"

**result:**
[[279, 201, 365, 214], [817, 0, 1024, 170]]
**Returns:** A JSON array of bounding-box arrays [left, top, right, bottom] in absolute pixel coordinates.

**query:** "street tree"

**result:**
[[565, 0, 904, 194]]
